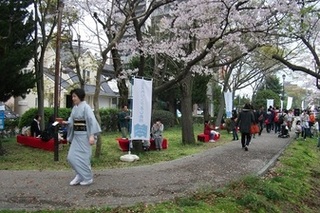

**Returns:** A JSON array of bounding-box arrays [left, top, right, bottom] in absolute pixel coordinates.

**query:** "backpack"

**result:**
[[278, 114, 284, 124], [310, 114, 315, 124]]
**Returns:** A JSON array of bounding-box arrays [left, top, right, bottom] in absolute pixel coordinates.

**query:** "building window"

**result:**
[[112, 97, 117, 106]]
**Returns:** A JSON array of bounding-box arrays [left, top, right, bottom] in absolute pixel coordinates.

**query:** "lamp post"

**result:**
[[282, 74, 286, 101], [281, 74, 286, 112], [53, 0, 64, 161]]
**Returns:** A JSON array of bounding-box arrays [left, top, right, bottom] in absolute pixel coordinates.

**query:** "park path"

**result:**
[[0, 132, 291, 211]]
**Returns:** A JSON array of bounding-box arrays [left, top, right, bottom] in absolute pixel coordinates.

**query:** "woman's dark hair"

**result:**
[[34, 114, 41, 120], [243, 103, 251, 109], [70, 88, 86, 101]]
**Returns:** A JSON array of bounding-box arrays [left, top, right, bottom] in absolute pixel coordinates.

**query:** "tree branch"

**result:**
[[272, 54, 320, 79]]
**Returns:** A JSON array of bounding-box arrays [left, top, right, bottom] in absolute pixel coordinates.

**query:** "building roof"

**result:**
[[44, 69, 119, 97]]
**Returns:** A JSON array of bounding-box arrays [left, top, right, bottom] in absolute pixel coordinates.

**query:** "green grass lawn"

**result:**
[[0, 124, 232, 171]]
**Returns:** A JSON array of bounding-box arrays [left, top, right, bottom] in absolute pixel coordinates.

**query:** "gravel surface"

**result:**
[[0, 132, 292, 211]]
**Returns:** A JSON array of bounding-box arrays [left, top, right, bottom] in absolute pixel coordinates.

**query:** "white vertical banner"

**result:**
[[301, 100, 304, 110], [286, 96, 293, 110], [130, 77, 153, 140], [224, 91, 232, 118], [267, 99, 274, 108]]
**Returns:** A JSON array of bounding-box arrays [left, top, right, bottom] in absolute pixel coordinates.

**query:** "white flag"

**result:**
[[224, 92, 233, 118], [267, 99, 274, 108], [286, 96, 293, 110], [130, 78, 153, 140]]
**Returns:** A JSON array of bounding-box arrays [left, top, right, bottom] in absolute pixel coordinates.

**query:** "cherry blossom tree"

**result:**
[[137, 0, 285, 143], [271, 0, 320, 88], [66, 0, 299, 145], [67, 0, 176, 156]]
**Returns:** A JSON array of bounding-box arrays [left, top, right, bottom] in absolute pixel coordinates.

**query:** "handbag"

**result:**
[[264, 119, 270, 125], [250, 124, 259, 134]]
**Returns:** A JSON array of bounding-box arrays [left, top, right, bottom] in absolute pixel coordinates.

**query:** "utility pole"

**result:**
[[54, 0, 64, 161]]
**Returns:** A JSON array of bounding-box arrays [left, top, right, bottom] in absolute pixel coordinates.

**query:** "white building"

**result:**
[[12, 43, 119, 116]]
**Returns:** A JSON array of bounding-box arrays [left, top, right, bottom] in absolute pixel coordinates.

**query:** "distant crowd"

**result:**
[[204, 104, 319, 151]]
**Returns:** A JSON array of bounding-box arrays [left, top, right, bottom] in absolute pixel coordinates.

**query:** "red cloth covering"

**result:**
[[197, 132, 220, 142], [117, 138, 168, 152], [197, 133, 210, 142], [16, 135, 67, 152]]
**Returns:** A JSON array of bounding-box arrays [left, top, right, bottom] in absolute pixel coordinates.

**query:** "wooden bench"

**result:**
[[117, 138, 168, 151]]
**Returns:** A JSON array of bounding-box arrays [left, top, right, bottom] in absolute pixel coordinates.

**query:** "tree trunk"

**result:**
[[180, 73, 195, 144], [118, 80, 129, 108], [93, 59, 105, 158], [37, 55, 45, 130], [203, 96, 210, 121], [0, 140, 5, 156], [215, 94, 225, 129], [111, 48, 129, 108], [167, 94, 176, 117]]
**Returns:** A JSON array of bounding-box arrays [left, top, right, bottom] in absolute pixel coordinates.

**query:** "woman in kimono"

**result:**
[[66, 88, 101, 186]]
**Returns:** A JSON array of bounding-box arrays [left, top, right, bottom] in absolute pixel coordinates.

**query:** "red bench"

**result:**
[[17, 135, 67, 152], [197, 133, 220, 142], [197, 133, 210, 142], [117, 138, 168, 151]]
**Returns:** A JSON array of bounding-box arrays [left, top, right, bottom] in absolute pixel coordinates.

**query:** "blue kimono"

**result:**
[[67, 101, 101, 182]]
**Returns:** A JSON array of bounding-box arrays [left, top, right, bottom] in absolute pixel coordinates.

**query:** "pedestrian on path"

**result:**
[[66, 88, 101, 186], [236, 103, 255, 151], [230, 110, 239, 141]]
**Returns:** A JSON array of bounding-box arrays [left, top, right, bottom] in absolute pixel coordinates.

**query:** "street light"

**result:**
[[282, 74, 286, 101], [53, 0, 64, 162], [280, 74, 286, 112]]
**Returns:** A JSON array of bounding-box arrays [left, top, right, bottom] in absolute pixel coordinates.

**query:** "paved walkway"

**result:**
[[0, 132, 292, 211]]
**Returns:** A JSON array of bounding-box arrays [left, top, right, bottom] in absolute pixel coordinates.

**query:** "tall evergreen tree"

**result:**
[[0, 0, 36, 102]]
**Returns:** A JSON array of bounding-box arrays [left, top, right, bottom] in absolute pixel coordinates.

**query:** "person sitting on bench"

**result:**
[[204, 120, 216, 142]]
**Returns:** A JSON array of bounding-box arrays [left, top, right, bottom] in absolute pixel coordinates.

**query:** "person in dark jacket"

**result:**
[[236, 103, 255, 151], [230, 110, 239, 140], [265, 108, 273, 133], [118, 105, 131, 138], [256, 106, 266, 136], [30, 114, 42, 137]]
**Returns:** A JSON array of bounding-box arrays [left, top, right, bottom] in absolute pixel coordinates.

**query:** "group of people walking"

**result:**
[[228, 104, 319, 151]]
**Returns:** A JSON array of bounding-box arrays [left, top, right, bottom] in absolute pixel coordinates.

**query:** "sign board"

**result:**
[[0, 110, 4, 130]]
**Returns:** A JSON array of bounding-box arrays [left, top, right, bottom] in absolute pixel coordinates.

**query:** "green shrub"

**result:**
[[152, 110, 175, 127], [193, 116, 205, 124], [18, 108, 38, 129], [99, 108, 120, 132], [18, 107, 71, 129], [17, 108, 178, 133], [3, 119, 19, 134]]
